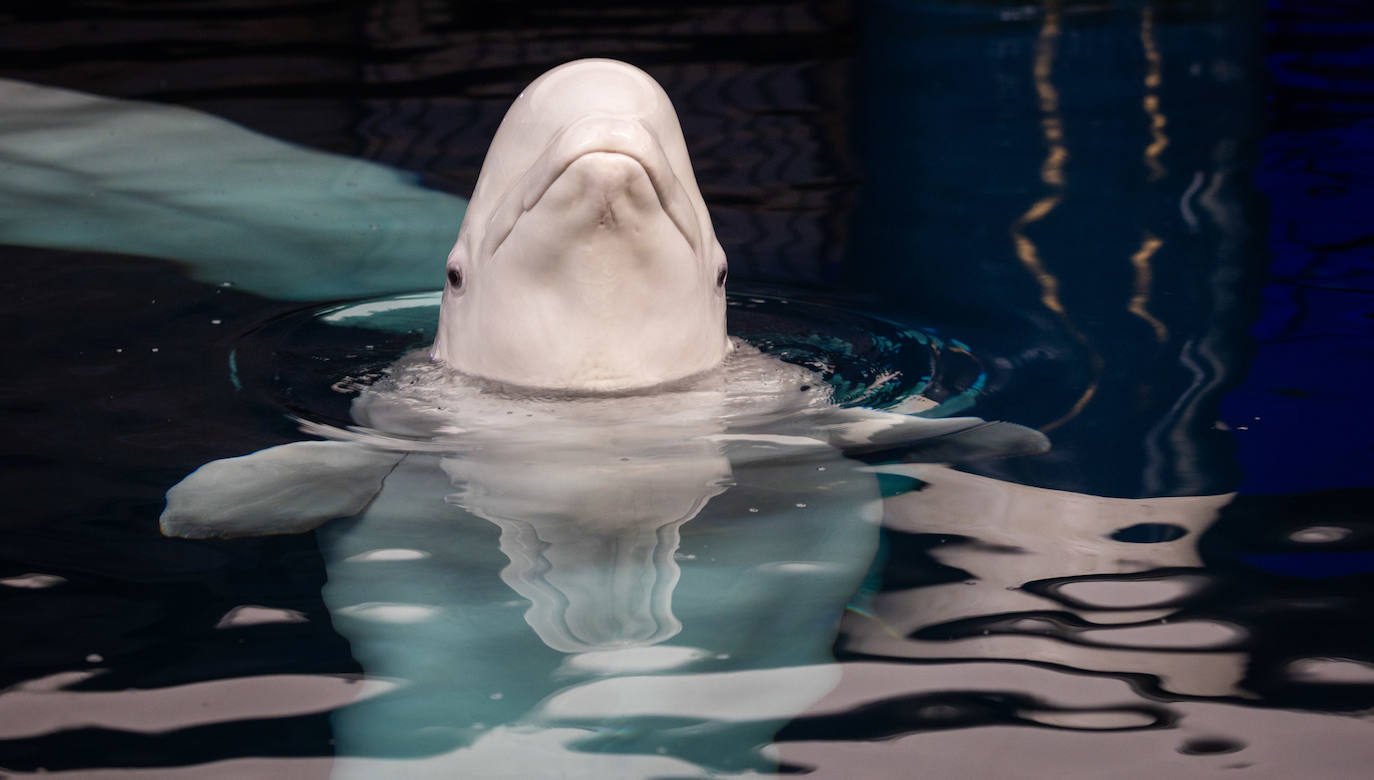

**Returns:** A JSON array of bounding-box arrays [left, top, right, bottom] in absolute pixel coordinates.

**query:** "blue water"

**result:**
[[2, 1, 1373, 777]]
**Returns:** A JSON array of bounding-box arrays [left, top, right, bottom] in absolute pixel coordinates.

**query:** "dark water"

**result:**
[[2, 0, 1373, 777]]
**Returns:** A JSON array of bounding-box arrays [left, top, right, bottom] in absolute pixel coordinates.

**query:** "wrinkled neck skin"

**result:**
[[432, 59, 730, 393]]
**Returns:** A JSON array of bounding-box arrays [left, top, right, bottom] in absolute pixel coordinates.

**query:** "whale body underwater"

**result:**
[[158, 60, 1050, 776]]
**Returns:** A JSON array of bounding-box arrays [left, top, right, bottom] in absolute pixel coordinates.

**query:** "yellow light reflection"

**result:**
[[1141, 5, 1169, 181], [1011, 199, 1065, 316], [1128, 232, 1169, 342], [1012, 2, 1068, 317], [1011, 0, 1101, 433]]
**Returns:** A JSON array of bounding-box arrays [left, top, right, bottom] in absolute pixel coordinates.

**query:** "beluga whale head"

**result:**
[[433, 59, 730, 392]]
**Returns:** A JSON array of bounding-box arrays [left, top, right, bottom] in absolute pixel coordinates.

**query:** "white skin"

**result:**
[[432, 59, 731, 392], [148, 58, 1056, 775]]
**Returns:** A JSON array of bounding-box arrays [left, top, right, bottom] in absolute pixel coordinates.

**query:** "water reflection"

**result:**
[[447, 439, 726, 652], [847, 1, 1260, 498], [1140, 5, 1169, 184], [767, 473, 1374, 778], [1127, 233, 1169, 343], [1009, 0, 1102, 434], [840, 467, 1241, 697], [160, 346, 1047, 775]]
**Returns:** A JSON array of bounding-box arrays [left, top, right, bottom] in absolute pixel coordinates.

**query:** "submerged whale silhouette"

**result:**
[[155, 60, 1049, 776], [0, 78, 463, 301], [160, 353, 1046, 778]]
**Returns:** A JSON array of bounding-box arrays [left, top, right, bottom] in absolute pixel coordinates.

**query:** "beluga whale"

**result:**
[[433, 58, 730, 392], [160, 59, 1050, 777]]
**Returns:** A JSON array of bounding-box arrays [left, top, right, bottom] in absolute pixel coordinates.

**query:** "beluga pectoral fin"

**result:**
[[432, 59, 731, 393], [814, 408, 1051, 462], [160, 441, 404, 539], [718, 408, 1050, 465]]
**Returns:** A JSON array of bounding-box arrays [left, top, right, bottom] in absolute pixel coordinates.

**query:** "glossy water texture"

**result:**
[[159, 294, 1046, 778], [2, 1, 1373, 778]]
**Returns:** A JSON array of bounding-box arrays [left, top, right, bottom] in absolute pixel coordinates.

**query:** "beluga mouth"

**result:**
[[479, 116, 703, 262], [432, 59, 731, 393]]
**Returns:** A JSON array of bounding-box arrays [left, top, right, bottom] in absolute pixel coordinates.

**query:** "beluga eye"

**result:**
[[716, 265, 728, 289], [447, 267, 464, 291]]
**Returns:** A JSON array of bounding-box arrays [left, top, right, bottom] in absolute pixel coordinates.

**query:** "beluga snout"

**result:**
[[433, 59, 730, 393]]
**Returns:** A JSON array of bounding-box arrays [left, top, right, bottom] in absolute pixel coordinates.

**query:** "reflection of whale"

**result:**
[[839, 467, 1241, 697], [440, 435, 727, 652], [777, 658, 1374, 780], [152, 59, 1049, 777], [162, 349, 1047, 776], [765, 467, 1251, 777], [0, 78, 463, 301]]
